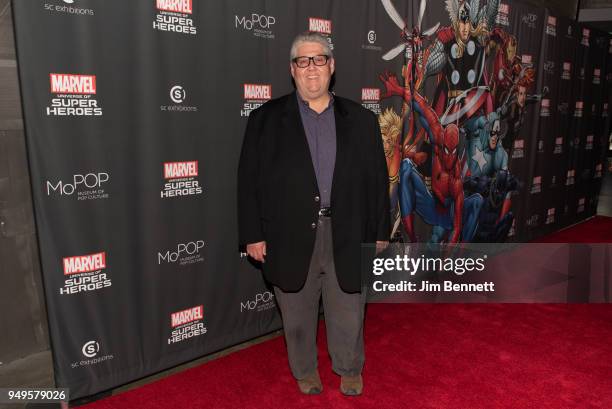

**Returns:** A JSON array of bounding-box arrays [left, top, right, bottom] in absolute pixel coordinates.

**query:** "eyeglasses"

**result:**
[[292, 55, 330, 68]]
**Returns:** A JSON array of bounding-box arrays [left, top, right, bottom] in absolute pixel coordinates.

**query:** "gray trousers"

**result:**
[[274, 216, 366, 380]]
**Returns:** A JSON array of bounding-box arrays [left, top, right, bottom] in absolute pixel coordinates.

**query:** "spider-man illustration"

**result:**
[[380, 65, 483, 244]]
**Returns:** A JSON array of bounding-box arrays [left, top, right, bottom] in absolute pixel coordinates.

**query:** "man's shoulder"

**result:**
[[250, 93, 293, 118], [334, 95, 376, 119]]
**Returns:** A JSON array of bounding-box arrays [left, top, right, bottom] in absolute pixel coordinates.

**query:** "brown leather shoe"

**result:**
[[340, 374, 363, 396], [297, 371, 323, 395]]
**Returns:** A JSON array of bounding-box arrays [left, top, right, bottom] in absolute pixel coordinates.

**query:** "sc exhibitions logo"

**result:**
[[46, 73, 103, 116], [44, 0, 94, 16], [161, 85, 197, 112]]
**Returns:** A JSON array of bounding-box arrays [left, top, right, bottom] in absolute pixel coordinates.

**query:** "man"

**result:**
[[237, 32, 390, 396]]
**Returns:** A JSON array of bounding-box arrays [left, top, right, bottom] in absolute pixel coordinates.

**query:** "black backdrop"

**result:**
[[12, 0, 610, 399]]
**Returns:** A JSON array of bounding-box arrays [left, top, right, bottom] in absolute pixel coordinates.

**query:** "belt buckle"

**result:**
[[318, 207, 331, 217]]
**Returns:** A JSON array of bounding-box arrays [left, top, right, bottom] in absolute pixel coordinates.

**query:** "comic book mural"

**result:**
[[374, 0, 609, 244], [11, 0, 610, 400]]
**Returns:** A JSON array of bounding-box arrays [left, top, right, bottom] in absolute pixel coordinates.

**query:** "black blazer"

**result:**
[[237, 92, 390, 293]]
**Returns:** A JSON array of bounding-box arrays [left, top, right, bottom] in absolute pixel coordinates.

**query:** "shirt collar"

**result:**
[[296, 92, 334, 115]]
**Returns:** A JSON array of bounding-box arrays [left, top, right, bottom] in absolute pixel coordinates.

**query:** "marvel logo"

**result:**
[[243, 84, 271, 100], [555, 137, 563, 144], [164, 161, 198, 179], [63, 252, 106, 275], [514, 140, 524, 149], [548, 16, 556, 26], [542, 99, 550, 107], [563, 62, 571, 71], [576, 101, 583, 109], [50, 74, 96, 94], [361, 88, 380, 101], [521, 55, 532, 64], [533, 176, 541, 184], [156, 0, 192, 14], [171, 305, 203, 327], [309, 17, 332, 34]]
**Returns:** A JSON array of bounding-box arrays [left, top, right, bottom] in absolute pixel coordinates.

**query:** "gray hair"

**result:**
[[289, 32, 333, 61]]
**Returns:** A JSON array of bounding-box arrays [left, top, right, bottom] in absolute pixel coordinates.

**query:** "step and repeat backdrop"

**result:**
[[12, 0, 611, 400]]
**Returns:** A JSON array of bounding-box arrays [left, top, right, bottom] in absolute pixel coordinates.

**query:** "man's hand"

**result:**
[[246, 241, 266, 262]]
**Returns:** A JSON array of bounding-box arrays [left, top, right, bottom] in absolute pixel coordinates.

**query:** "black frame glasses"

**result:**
[[292, 55, 330, 68]]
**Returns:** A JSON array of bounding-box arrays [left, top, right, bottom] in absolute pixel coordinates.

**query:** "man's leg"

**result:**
[[317, 217, 366, 383], [273, 223, 325, 382]]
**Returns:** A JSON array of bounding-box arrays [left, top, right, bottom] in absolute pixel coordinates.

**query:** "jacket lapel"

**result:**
[[331, 97, 350, 206], [281, 93, 318, 193]]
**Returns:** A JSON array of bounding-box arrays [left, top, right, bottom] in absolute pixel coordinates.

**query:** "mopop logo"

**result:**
[[158, 240, 205, 265], [240, 291, 275, 312], [153, 0, 197, 35], [235, 13, 276, 39], [46, 172, 109, 200], [47, 73, 102, 116], [168, 305, 207, 344], [161, 161, 203, 198], [60, 251, 112, 295], [241, 84, 272, 117]]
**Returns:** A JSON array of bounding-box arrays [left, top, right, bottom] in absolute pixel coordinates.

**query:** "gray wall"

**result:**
[[0, 0, 50, 366]]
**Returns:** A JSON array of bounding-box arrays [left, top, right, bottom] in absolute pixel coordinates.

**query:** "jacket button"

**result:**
[[314, 195, 320, 202], [311, 222, 316, 229]]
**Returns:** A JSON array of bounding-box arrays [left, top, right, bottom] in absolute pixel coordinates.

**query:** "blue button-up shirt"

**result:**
[[296, 93, 337, 208]]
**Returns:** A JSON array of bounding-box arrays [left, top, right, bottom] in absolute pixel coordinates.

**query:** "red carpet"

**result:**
[[81, 218, 612, 409], [536, 216, 612, 243]]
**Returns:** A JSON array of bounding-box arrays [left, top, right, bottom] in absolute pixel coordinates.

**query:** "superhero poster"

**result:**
[[376, 0, 547, 244]]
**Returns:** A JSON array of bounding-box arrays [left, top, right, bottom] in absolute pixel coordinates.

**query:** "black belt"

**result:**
[[318, 207, 332, 217]]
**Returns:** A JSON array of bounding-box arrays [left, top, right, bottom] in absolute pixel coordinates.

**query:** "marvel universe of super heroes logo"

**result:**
[[545, 207, 556, 224], [161, 161, 203, 198], [168, 305, 207, 345], [60, 251, 111, 295], [361, 88, 381, 114], [593, 68, 601, 85], [595, 163, 603, 178], [530, 176, 542, 194], [540, 99, 550, 117], [511, 139, 524, 159], [153, 0, 196, 35], [566, 169, 575, 186], [309, 17, 333, 49], [496, 3, 510, 26], [47, 73, 102, 116], [561, 62, 571, 80], [158, 239, 204, 265], [44, 0, 94, 16], [553, 136, 563, 154], [586, 135, 594, 150], [577, 197, 586, 213], [241, 84, 271, 117], [581, 28, 590, 47], [574, 101, 584, 118], [46, 172, 109, 200], [546, 16, 556, 36]]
